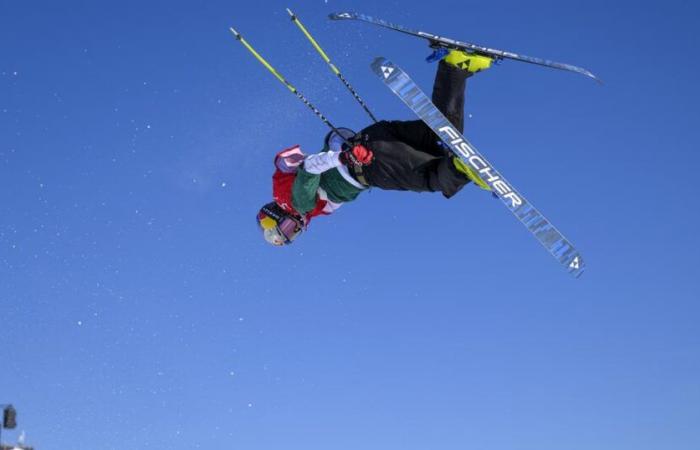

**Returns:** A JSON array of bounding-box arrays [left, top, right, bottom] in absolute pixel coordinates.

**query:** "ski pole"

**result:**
[[229, 27, 351, 144], [286, 9, 379, 123]]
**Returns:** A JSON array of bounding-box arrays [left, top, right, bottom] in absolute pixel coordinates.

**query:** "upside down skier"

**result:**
[[257, 50, 493, 245]]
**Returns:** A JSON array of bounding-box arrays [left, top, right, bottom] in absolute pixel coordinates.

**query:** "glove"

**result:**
[[340, 144, 374, 167]]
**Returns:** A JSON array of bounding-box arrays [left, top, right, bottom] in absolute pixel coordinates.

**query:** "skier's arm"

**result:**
[[291, 152, 341, 214], [303, 151, 342, 174], [291, 167, 321, 215], [291, 149, 370, 214]]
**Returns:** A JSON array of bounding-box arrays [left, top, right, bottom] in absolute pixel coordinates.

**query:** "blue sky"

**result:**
[[1, 1, 699, 449]]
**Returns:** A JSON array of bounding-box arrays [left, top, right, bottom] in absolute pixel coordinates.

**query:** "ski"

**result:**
[[370, 57, 585, 277], [332, 12, 600, 83]]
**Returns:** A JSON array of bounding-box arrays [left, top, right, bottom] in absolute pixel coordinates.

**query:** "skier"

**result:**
[[257, 50, 493, 245]]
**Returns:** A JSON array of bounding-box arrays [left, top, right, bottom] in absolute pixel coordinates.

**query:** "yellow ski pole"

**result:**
[[286, 9, 378, 123], [229, 27, 348, 138]]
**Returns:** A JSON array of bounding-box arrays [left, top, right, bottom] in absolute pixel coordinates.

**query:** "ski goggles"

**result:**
[[257, 203, 305, 246]]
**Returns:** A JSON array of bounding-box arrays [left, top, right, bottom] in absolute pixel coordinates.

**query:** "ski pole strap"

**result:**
[[349, 164, 370, 187], [344, 133, 371, 187]]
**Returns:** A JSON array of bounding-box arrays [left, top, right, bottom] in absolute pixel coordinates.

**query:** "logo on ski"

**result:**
[[438, 125, 522, 208], [569, 256, 580, 270], [380, 65, 394, 79]]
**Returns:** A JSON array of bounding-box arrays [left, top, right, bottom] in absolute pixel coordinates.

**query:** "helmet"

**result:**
[[256, 202, 305, 246]]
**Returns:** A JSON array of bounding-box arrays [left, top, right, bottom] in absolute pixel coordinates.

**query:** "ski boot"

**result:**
[[453, 157, 492, 191], [444, 49, 493, 73]]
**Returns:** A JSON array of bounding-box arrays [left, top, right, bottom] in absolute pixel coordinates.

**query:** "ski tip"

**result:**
[[371, 57, 401, 81], [370, 56, 390, 72], [581, 69, 603, 84], [229, 27, 241, 39], [566, 255, 585, 278], [328, 12, 354, 21], [286, 8, 295, 19]]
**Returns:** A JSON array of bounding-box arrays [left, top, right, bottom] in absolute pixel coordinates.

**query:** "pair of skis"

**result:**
[[230, 11, 587, 277]]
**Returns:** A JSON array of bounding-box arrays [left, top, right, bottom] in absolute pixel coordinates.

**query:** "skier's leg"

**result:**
[[380, 56, 473, 152], [422, 53, 494, 196], [431, 60, 470, 133], [433, 50, 492, 132]]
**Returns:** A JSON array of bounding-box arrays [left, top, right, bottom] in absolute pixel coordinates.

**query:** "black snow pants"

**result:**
[[360, 60, 472, 198]]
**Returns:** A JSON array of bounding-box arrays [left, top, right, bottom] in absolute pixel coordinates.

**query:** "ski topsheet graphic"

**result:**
[[370, 57, 585, 277], [333, 12, 600, 83]]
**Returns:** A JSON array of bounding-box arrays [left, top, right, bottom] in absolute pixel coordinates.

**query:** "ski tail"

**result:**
[[331, 12, 601, 83], [287, 9, 378, 122], [370, 57, 585, 277]]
